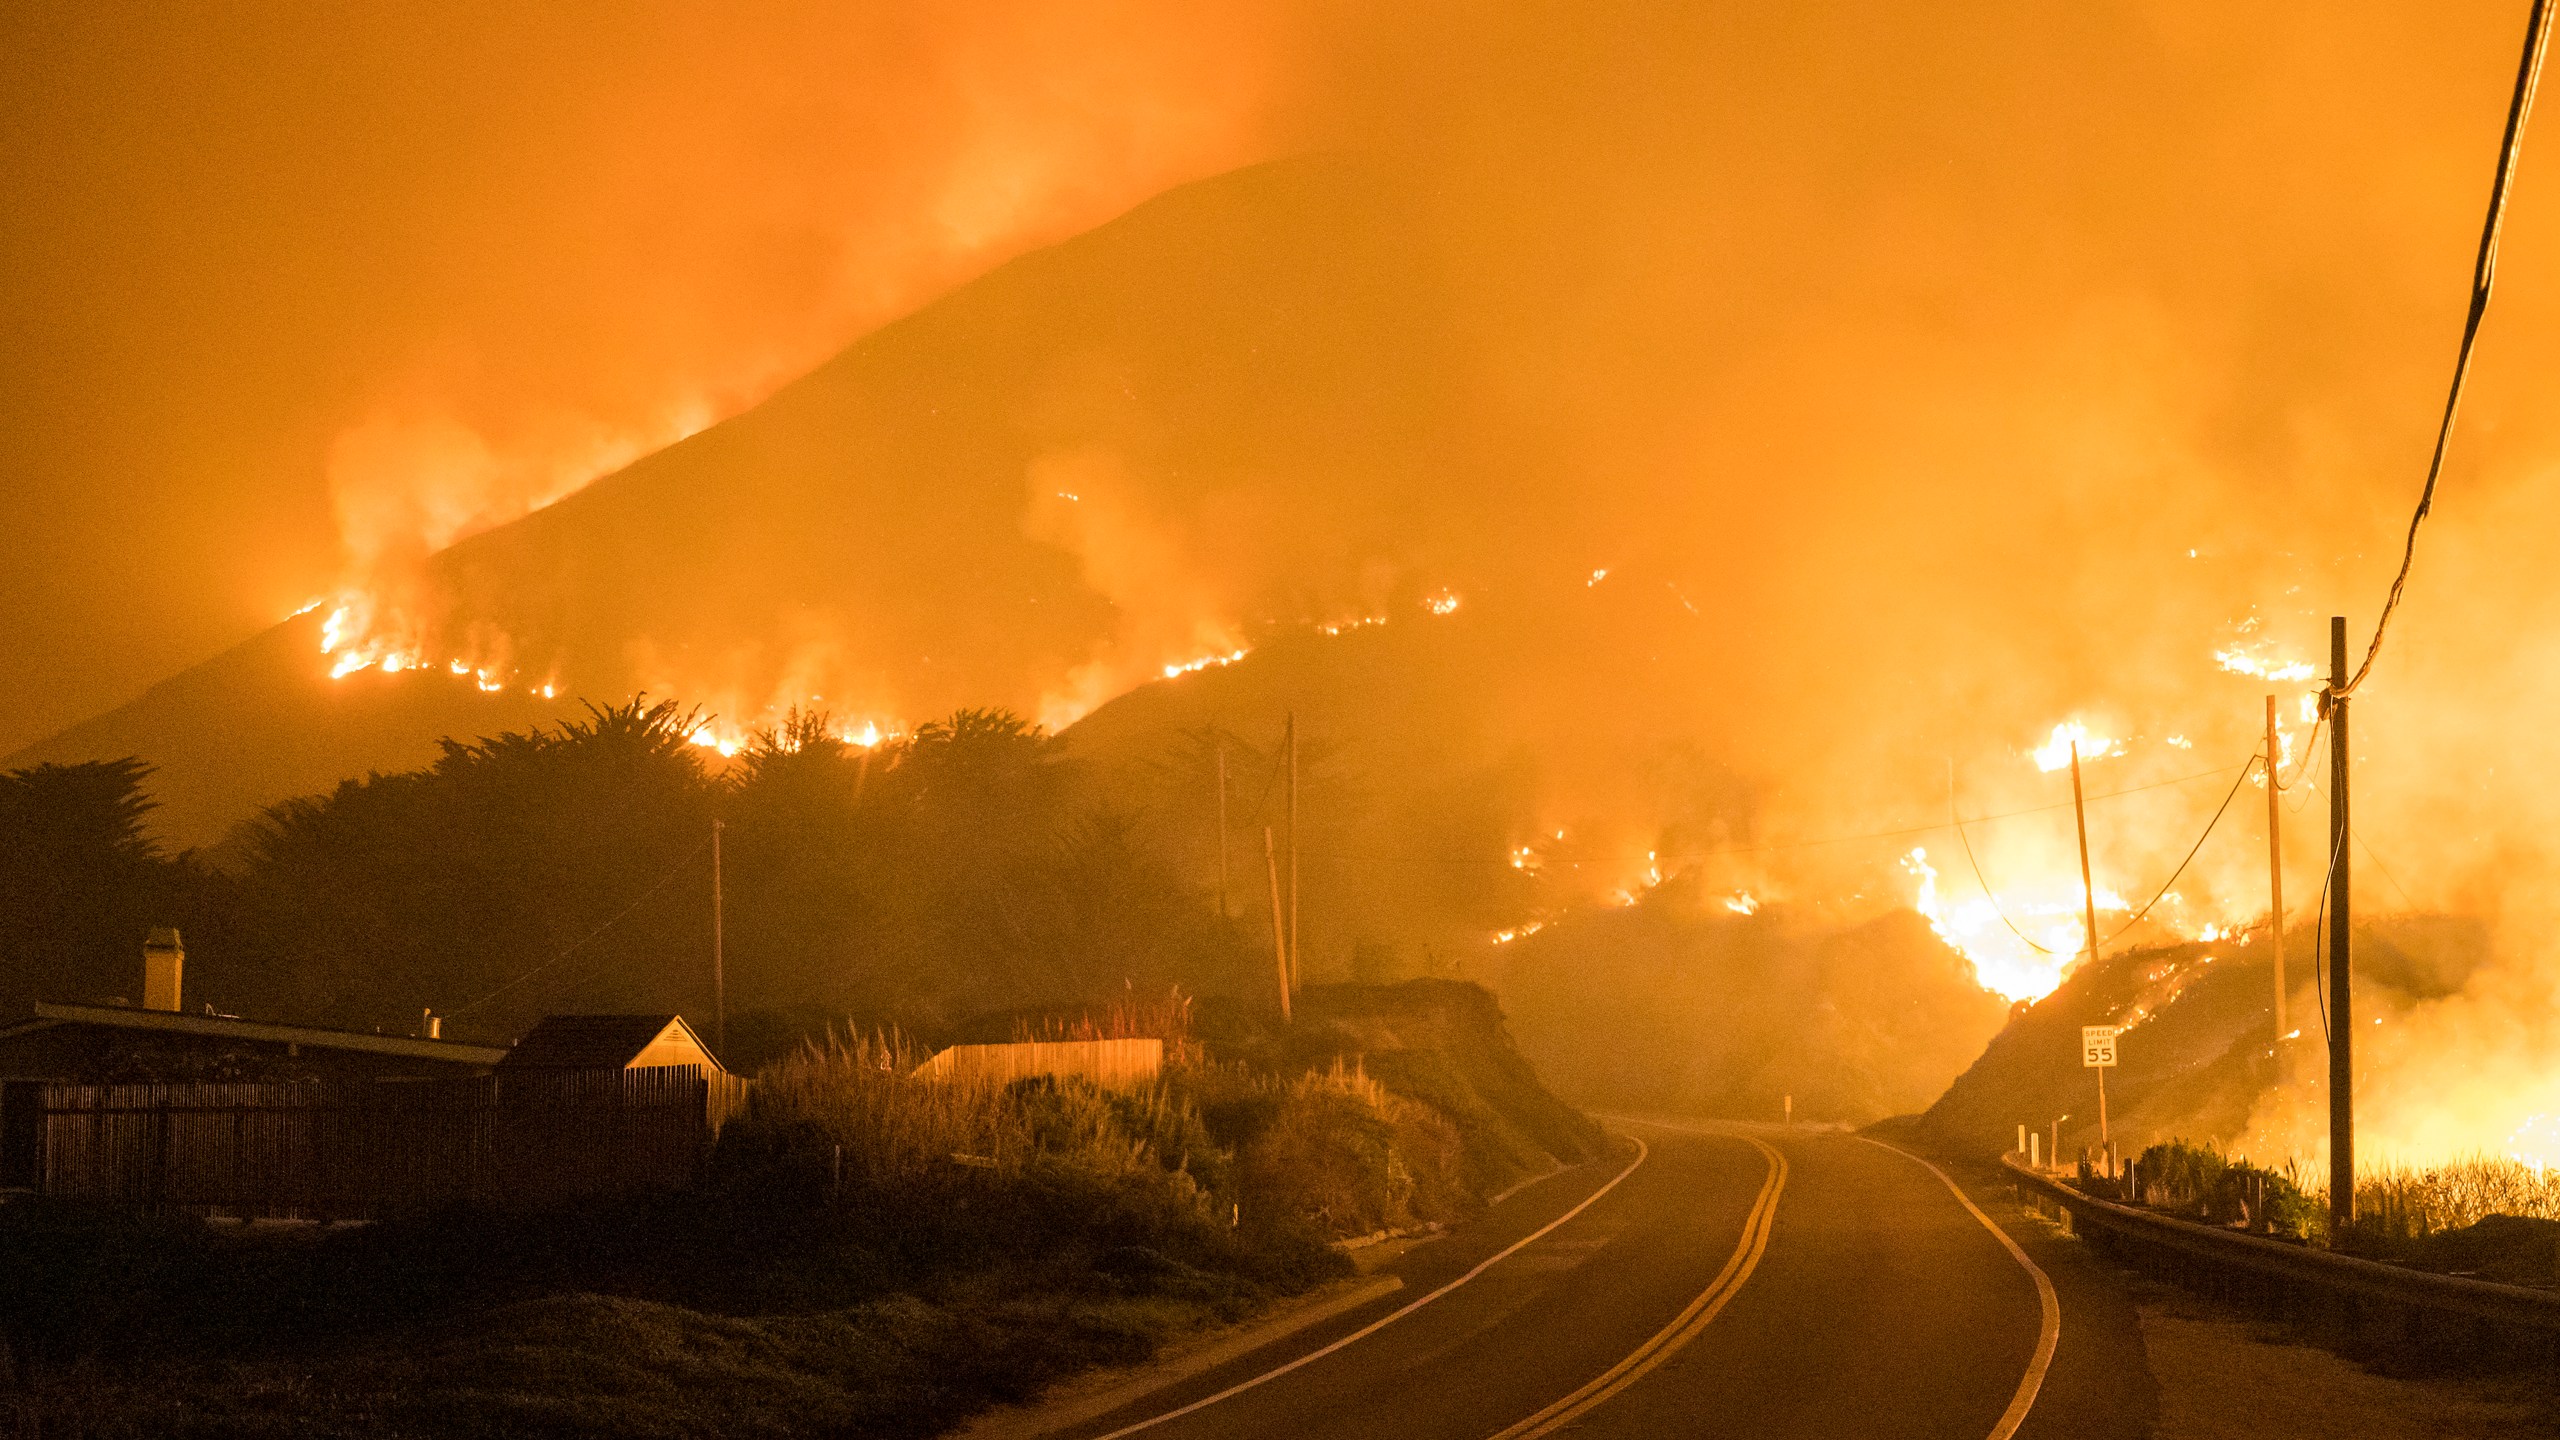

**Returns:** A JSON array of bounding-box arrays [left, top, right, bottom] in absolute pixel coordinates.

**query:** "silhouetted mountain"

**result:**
[[8, 155, 1455, 847]]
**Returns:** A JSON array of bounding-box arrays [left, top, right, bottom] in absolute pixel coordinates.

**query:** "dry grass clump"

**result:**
[[2350, 1157, 2560, 1241], [1173, 1058, 1468, 1238], [725, 1030, 1225, 1228], [729, 1024, 1501, 1255], [1014, 986, 1206, 1067], [2111, 1141, 2324, 1238]]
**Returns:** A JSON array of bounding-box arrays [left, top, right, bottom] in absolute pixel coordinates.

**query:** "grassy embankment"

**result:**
[[2068, 1140, 2560, 1282], [2, 980, 1600, 1439]]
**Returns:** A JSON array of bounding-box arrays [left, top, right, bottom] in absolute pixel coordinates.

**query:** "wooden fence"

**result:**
[[35, 1066, 750, 1220], [911, 1038, 1164, 1092]]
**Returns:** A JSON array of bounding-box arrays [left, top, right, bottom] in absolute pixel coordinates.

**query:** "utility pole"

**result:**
[[1285, 712, 1299, 994], [711, 818, 726, 1059], [2070, 740, 2100, 974], [2265, 695, 2287, 1039], [1216, 736, 1230, 920], [2327, 616, 2354, 1232], [1263, 826, 1291, 1020]]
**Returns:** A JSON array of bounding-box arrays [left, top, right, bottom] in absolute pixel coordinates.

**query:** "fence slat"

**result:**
[[38, 1066, 742, 1220]]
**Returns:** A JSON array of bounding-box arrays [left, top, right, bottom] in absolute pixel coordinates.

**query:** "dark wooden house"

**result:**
[[499, 1014, 726, 1074]]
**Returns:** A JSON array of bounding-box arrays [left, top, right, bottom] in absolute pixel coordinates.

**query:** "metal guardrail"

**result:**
[[2001, 1156, 2560, 1355]]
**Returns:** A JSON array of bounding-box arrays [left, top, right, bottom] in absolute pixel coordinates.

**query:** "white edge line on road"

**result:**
[[1856, 1137, 2061, 1440], [1087, 1135, 1652, 1440], [1488, 1130, 1787, 1439]]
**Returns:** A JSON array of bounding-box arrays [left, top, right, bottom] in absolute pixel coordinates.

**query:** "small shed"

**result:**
[[500, 1015, 725, 1074]]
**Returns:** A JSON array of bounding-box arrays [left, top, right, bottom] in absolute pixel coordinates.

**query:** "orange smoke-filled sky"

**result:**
[[1, 0, 2551, 793], [0, 0, 1301, 753]]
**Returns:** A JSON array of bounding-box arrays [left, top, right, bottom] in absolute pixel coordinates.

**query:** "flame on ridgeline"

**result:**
[[2030, 720, 2122, 773]]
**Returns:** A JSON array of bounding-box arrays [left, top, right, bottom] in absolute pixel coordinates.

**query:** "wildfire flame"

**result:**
[[2215, 646, 2319, 683], [1162, 647, 1248, 680], [2030, 720, 2122, 773], [1903, 845, 2143, 1003]]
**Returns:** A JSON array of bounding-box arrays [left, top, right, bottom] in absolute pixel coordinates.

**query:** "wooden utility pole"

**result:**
[[2328, 616, 2354, 1231], [2264, 695, 2288, 1039], [1285, 712, 1299, 993], [1216, 737, 1230, 920], [1263, 826, 1291, 1020], [711, 818, 726, 1059], [2070, 740, 2100, 975]]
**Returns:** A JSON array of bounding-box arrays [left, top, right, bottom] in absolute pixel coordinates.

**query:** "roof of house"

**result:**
[[0, 1001, 507, 1066], [500, 1014, 710, 1069]]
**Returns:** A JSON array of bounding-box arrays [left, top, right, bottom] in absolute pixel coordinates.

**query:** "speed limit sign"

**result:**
[[2082, 1025, 2119, 1068]]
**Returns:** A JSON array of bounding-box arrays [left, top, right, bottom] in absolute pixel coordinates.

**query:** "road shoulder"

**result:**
[[1931, 1154, 2159, 1440], [1949, 1153, 2560, 1439], [2129, 1278, 2558, 1440], [951, 1273, 1407, 1440]]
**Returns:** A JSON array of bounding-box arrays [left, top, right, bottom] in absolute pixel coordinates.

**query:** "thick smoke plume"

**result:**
[[0, 0, 1297, 750], [19, 3, 2560, 1162]]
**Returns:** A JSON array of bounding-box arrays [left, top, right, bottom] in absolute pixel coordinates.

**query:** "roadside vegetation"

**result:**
[[0, 702, 1272, 1045], [1, 982, 1600, 1438], [2068, 1139, 2560, 1285]]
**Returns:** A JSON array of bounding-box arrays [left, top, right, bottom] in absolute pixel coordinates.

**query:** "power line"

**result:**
[[2309, 801, 2350, 1047], [449, 832, 716, 1019], [2341, 0, 2556, 699], [1951, 767, 2063, 956], [2102, 752, 2259, 945], [2344, 825, 2406, 901]]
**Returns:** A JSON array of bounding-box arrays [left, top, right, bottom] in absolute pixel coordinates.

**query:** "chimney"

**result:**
[[143, 928, 184, 1012]]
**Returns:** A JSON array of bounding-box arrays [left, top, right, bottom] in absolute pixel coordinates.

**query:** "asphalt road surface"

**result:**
[[1045, 1118, 2153, 1440]]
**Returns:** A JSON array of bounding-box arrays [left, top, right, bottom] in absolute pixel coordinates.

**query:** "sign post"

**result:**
[[2082, 1025, 2119, 1164]]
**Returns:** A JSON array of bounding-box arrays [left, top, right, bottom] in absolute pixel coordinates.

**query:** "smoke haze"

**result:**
[[0, 0, 1297, 751], [13, 3, 2560, 1159]]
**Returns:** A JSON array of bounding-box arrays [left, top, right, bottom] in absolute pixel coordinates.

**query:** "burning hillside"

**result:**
[[17, 8, 2560, 1174]]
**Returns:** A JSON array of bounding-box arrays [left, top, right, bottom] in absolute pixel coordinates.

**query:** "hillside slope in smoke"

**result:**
[[1915, 918, 2490, 1163], [1490, 891, 2012, 1124], [1058, 615, 2007, 1125], [7, 154, 1459, 847]]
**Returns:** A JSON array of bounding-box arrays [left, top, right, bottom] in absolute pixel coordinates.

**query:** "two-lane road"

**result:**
[[1046, 1119, 2141, 1440]]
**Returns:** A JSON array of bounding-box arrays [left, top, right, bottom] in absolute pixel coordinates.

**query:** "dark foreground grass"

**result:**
[[3, 983, 1584, 1438], [3, 1173, 1326, 1440], [14, 1286, 1242, 1440]]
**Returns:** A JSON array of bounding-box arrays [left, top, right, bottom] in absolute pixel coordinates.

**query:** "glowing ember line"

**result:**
[[2214, 647, 2319, 682], [1162, 647, 1248, 679]]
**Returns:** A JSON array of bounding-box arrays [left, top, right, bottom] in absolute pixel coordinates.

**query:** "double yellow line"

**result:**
[[1487, 1131, 1788, 1439]]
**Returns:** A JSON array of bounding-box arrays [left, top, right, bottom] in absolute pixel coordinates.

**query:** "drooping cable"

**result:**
[[2101, 752, 2260, 945], [2308, 805, 2349, 1047], [1949, 768, 2063, 956], [2340, 0, 2556, 699]]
